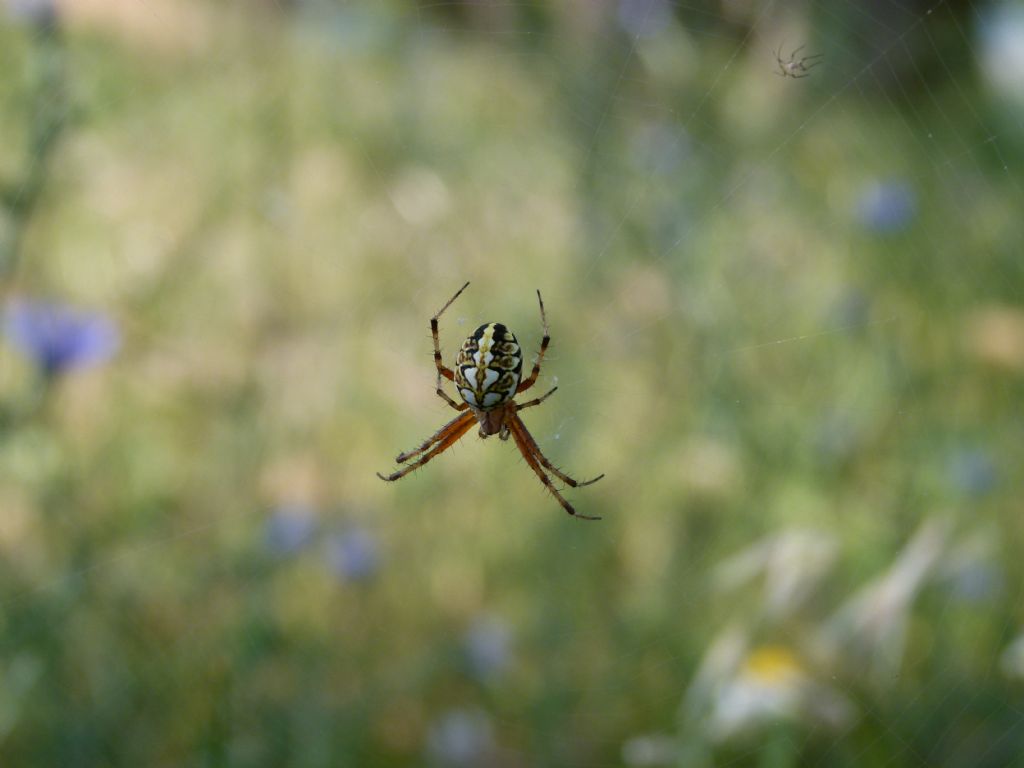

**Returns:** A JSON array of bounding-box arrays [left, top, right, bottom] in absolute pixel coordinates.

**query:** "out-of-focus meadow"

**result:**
[[1, 0, 1023, 765]]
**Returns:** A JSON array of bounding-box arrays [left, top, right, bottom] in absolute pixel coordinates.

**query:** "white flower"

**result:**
[[819, 518, 950, 681], [682, 628, 855, 744], [709, 645, 854, 740], [713, 528, 838, 619]]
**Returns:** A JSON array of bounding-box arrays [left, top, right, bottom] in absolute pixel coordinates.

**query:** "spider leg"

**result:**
[[389, 410, 475, 465], [516, 289, 550, 394], [432, 281, 470, 383], [775, 51, 790, 77], [510, 413, 604, 489], [791, 44, 805, 58], [435, 372, 469, 411], [802, 57, 823, 69], [791, 73, 810, 79], [507, 414, 601, 520], [515, 386, 558, 412], [377, 411, 476, 481]]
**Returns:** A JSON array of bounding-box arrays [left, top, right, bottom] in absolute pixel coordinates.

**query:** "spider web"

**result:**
[[0, 0, 1021, 765]]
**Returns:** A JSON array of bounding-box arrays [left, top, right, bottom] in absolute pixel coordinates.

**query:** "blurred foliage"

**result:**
[[1, 0, 1023, 766]]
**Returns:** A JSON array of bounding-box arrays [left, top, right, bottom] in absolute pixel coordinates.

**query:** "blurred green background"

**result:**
[[1, 0, 1023, 765]]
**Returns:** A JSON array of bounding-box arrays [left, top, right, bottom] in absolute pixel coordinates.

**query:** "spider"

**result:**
[[377, 282, 604, 520], [774, 43, 822, 79]]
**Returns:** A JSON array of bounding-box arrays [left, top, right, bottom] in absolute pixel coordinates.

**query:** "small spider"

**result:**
[[774, 43, 822, 79], [377, 282, 604, 520]]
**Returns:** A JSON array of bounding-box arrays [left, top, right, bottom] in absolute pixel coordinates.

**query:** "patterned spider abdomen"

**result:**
[[454, 323, 522, 410]]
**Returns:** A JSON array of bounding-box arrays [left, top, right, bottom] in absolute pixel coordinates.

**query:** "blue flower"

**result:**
[[814, 410, 861, 465], [3, 299, 119, 377], [264, 503, 319, 557], [618, 0, 673, 38], [855, 180, 917, 234], [464, 616, 512, 682], [4, 0, 58, 28], [978, 3, 1024, 107], [426, 709, 495, 767], [948, 561, 1003, 603], [324, 527, 379, 582], [947, 448, 998, 497]]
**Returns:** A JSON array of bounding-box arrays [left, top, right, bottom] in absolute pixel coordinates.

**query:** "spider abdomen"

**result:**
[[454, 322, 522, 410]]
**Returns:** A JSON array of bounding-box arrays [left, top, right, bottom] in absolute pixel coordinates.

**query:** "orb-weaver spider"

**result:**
[[377, 282, 604, 520], [774, 43, 822, 79]]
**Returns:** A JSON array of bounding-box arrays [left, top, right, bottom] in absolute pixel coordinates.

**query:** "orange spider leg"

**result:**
[[432, 281, 470, 383], [510, 412, 604, 489], [386, 409, 475, 467], [377, 411, 476, 481], [507, 414, 601, 520], [516, 289, 550, 394]]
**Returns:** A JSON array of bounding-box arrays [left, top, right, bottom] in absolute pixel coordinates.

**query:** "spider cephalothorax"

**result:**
[[377, 282, 604, 520]]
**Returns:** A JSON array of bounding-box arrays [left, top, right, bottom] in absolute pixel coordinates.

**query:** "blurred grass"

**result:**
[[1, 0, 1023, 765]]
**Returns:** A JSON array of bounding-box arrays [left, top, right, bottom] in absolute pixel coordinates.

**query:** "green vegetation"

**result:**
[[1, 2, 1022, 765]]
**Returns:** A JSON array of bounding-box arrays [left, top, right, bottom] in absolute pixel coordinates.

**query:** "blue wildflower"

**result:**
[[978, 4, 1024, 107], [941, 530, 1003, 604], [947, 448, 998, 497], [464, 616, 512, 682], [426, 709, 495, 767], [264, 503, 319, 557], [4, 0, 58, 28], [814, 410, 860, 465], [855, 180, 916, 234], [324, 527, 379, 582], [3, 299, 119, 377], [618, 0, 673, 38], [948, 561, 1003, 603]]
